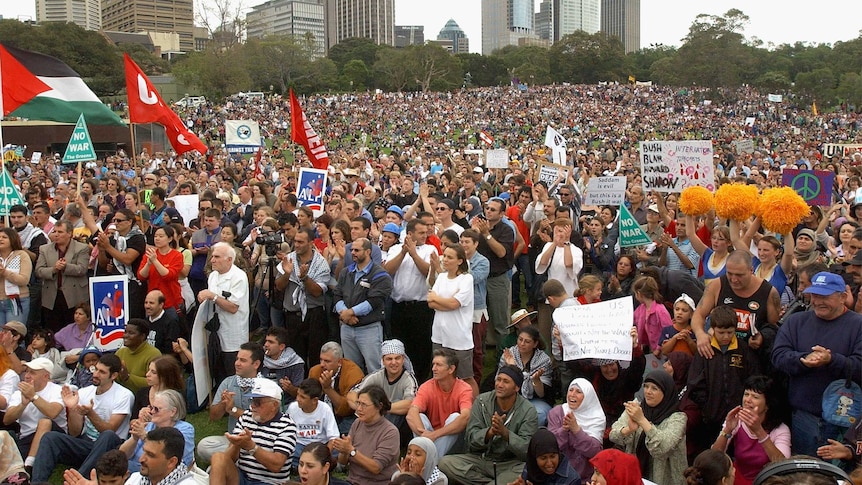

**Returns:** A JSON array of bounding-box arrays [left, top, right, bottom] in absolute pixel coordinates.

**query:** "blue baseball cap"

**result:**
[[803, 272, 846, 296], [386, 206, 404, 218], [382, 223, 401, 235]]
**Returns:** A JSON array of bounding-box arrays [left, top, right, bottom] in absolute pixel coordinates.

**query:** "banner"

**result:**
[[296, 167, 327, 216], [485, 149, 509, 169], [733, 139, 755, 154], [782, 169, 835, 207], [0, 167, 25, 216], [639, 140, 715, 193], [191, 299, 214, 410], [544, 126, 567, 165], [535, 162, 568, 193], [823, 144, 862, 159], [89, 275, 129, 351], [167, 194, 199, 226], [62, 114, 96, 164], [584, 176, 627, 206], [555, 297, 634, 361], [290, 89, 330, 170], [618, 205, 652, 247], [225, 120, 263, 153], [768, 94, 783, 102]]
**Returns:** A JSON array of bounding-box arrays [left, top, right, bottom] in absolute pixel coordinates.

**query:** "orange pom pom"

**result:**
[[714, 183, 759, 221], [758, 187, 810, 235], [678, 186, 714, 216]]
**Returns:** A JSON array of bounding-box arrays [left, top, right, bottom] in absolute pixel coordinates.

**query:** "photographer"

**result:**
[[251, 217, 290, 331]]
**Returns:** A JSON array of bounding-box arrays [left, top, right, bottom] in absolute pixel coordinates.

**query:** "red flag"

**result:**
[[252, 146, 263, 179], [290, 89, 329, 170], [123, 53, 207, 155], [479, 130, 494, 146]]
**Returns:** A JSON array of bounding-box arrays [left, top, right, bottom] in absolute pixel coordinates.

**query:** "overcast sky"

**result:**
[[2, 0, 859, 54]]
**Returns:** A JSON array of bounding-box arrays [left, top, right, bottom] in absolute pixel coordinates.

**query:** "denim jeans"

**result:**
[[530, 397, 552, 427], [340, 321, 382, 374], [0, 296, 29, 329], [419, 413, 462, 457], [792, 408, 844, 457], [32, 431, 97, 482]]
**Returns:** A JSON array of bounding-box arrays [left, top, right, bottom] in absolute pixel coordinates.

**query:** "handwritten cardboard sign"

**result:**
[[639, 140, 715, 193], [584, 176, 626, 206], [554, 297, 634, 361]]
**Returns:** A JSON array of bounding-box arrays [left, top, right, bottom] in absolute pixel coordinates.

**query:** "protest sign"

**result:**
[[544, 126, 567, 165], [167, 194, 200, 225], [554, 297, 634, 361], [485, 149, 509, 169], [768, 94, 783, 102], [535, 161, 568, 190], [296, 168, 328, 217], [0, 167, 25, 216], [618, 205, 652, 247], [584, 176, 627, 206], [191, 299, 214, 410], [639, 140, 715, 193], [89, 275, 129, 351], [733, 139, 755, 154], [225, 120, 263, 153], [62, 114, 96, 164], [823, 144, 862, 159], [782, 170, 834, 207]]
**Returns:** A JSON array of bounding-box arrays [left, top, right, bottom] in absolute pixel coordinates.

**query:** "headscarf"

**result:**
[[666, 351, 693, 394], [524, 428, 563, 484], [634, 370, 680, 476], [589, 449, 642, 485], [561, 378, 606, 443], [381, 339, 414, 373], [465, 196, 482, 220], [794, 228, 821, 267], [408, 437, 441, 484]]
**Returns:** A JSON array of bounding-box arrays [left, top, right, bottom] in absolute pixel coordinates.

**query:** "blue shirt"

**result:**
[[334, 260, 374, 316]]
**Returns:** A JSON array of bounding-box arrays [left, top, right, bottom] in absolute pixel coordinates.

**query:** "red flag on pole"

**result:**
[[123, 53, 207, 155], [290, 89, 329, 170], [252, 146, 263, 179]]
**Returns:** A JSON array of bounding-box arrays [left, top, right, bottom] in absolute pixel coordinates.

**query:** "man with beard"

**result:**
[[261, 326, 305, 405], [8, 204, 47, 331], [210, 378, 297, 485]]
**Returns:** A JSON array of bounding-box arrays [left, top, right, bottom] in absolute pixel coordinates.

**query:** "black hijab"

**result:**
[[525, 428, 564, 484], [634, 370, 680, 476]]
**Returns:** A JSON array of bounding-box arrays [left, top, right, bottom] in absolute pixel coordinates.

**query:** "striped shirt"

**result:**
[[233, 412, 297, 483]]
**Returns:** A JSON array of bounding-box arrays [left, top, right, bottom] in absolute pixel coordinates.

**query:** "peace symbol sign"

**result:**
[[791, 173, 821, 201]]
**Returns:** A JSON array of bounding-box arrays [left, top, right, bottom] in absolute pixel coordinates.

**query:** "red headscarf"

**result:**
[[589, 449, 642, 485]]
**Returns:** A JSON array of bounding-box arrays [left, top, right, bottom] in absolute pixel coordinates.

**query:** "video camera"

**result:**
[[256, 230, 285, 256]]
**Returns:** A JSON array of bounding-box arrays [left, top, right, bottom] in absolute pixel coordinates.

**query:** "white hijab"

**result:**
[[560, 377, 606, 443]]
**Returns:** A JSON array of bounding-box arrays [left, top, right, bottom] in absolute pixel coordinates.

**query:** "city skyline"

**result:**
[[1, 0, 859, 55]]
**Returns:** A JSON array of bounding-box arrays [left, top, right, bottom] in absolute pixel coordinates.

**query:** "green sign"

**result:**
[[0, 167, 25, 216], [618, 205, 652, 247], [62, 113, 97, 164]]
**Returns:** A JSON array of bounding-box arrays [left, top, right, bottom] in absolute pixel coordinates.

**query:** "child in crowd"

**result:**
[[27, 328, 67, 383], [70, 347, 102, 389], [286, 378, 340, 470], [659, 294, 697, 356], [632, 275, 672, 356]]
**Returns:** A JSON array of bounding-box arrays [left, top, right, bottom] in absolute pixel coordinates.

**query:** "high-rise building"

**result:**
[[246, 0, 326, 57], [325, 0, 395, 51], [535, 0, 601, 44], [36, 0, 101, 30], [101, 0, 195, 52], [395, 25, 424, 48], [601, 0, 639, 53], [436, 19, 469, 54], [481, 0, 536, 55]]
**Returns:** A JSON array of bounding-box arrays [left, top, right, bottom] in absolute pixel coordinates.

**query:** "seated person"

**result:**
[[114, 319, 162, 394], [210, 379, 297, 485], [286, 378, 339, 470], [438, 365, 539, 484], [308, 342, 364, 435], [261, 327, 304, 405], [407, 348, 473, 458]]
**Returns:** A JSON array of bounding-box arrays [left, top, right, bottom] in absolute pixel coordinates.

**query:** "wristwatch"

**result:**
[[485, 234, 493, 240], [230, 406, 238, 415], [213, 294, 220, 302], [349, 449, 357, 458]]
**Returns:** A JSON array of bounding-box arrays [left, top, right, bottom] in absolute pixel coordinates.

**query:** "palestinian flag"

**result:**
[[0, 44, 124, 126]]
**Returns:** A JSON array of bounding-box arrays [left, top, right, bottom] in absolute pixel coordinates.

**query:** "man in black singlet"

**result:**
[[691, 250, 781, 360]]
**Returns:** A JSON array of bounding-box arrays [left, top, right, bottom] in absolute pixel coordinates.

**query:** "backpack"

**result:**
[[822, 362, 862, 428]]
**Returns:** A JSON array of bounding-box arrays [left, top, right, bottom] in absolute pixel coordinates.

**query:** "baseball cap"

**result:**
[[648, 204, 660, 213], [250, 378, 283, 401], [2, 321, 26, 337], [24, 357, 54, 374], [843, 252, 862, 267], [803, 272, 846, 296], [472, 166, 484, 173], [382, 223, 401, 235]]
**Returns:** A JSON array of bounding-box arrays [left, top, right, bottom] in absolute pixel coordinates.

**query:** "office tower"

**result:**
[[325, 0, 395, 51], [535, 0, 601, 44], [36, 0, 101, 30], [246, 0, 327, 57], [395, 25, 424, 47], [436, 19, 469, 54], [481, 0, 535, 55], [102, 0, 195, 52], [601, 0, 640, 53]]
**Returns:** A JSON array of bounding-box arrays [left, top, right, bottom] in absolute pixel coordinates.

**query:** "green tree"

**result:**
[[673, 9, 756, 87], [548, 31, 626, 84], [120, 42, 171, 75], [627, 44, 676, 82], [342, 59, 371, 90], [407, 44, 462, 92], [795, 67, 836, 104], [328, 37, 380, 73], [492, 45, 552, 85], [455, 53, 508, 87], [246, 35, 317, 93], [834, 72, 862, 109], [373, 47, 412, 92], [172, 49, 251, 98]]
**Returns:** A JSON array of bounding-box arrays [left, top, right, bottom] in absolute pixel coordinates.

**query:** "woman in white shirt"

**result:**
[[428, 244, 476, 396], [536, 218, 584, 298]]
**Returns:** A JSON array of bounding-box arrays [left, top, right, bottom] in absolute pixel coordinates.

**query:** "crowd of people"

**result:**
[[0, 82, 860, 485]]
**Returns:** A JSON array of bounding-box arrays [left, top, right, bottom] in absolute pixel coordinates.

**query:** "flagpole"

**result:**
[[129, 122, 137, 166]]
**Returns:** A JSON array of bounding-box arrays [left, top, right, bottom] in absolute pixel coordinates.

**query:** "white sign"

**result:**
[[535, 162, 568, 191], [191, 299, 214, 409], [167, 194, 199, 226], [485, 149, 509, 168], [823, 144, 862, 159], [733, 139, 755, 154], [584, 176, 627, 206], [555, 297, 634, 361], [225, 120, 263, 153], [30, 152, 41, 164], [544, 125, 568, 165], [768, 94, 783, 102], [639, 140, 715, 193]]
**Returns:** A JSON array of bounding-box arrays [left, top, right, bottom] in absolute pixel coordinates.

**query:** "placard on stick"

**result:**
[[485, 149, 509, 169], [554, 297, 634, 361], [584, 176, 626, 206], [535, 161, 569, 191]]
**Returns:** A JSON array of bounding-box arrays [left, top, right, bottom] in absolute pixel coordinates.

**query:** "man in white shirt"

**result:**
[[384, 220, 436, 380], [3, 357, 67, 468], [199, 242, 250, 386]]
